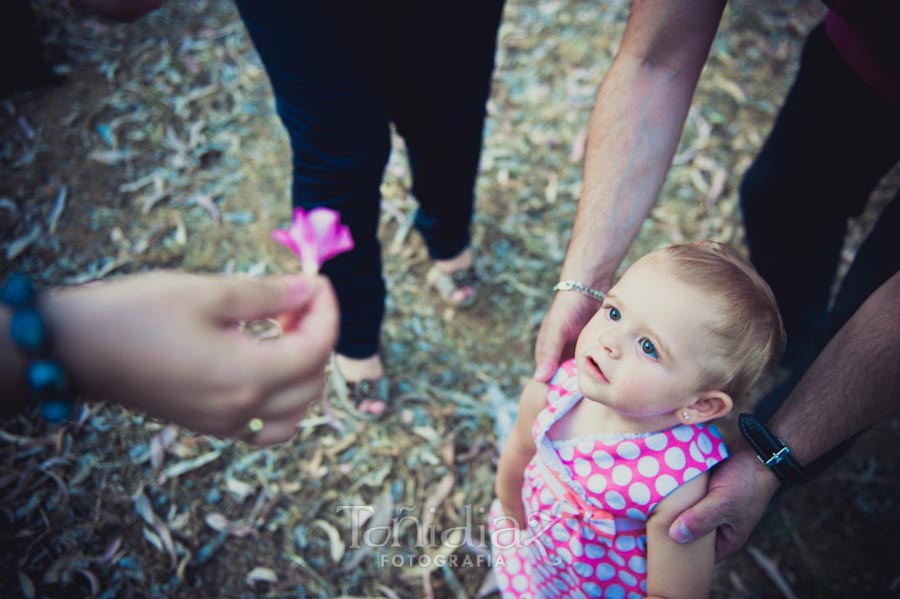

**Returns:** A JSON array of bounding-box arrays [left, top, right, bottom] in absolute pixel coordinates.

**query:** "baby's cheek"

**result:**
[[620, 377, 658, 407], [573, 333, 590, 359]]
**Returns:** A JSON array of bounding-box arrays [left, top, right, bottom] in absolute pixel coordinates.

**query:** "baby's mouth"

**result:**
[[586, 356, 609, 383]]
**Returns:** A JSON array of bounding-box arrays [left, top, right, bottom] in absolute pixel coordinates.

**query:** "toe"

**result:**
[[450, 287, 474, 305], [358, 398, 387, 416]]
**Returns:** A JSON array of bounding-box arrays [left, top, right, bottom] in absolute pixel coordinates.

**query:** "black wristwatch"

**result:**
[[738, 413, 804, 484]]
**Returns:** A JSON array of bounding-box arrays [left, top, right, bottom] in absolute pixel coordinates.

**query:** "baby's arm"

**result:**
[[495, 379, 548, 528], [645, 472, 715, 599]]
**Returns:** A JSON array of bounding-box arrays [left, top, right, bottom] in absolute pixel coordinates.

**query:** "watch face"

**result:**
[[739, 414, 803, 483]]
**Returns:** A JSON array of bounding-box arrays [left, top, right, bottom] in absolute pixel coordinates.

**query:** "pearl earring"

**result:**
[[683, 411, 690, 420]]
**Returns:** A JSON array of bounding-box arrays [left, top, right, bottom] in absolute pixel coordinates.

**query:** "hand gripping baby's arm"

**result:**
[[645, 472, 715, 599], [495, 379, 548, 529]]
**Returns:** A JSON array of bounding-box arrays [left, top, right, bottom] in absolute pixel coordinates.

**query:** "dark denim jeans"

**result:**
[[235, 0, 505, 357]]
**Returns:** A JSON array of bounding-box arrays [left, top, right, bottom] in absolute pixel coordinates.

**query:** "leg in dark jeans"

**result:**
[[741, 23, 900, 479], [794, 195, 900, 478], [389, 0, 505, 261], [825, 194, 900, 341], [235, 2, 394, 359], [741, 22, 900, 392], [235, 2, 504, 359]]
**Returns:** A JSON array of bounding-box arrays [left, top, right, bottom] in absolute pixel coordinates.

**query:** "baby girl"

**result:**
[[492, 241, 785, 599]]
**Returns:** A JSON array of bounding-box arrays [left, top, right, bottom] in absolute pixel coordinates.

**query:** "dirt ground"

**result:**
[[2, 1, 899, 598]]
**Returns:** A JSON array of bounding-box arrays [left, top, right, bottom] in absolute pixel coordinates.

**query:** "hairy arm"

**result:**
[[495, 379, 549, 528], [646, 473, 714, 599], [670, 270, 900, 559], [534, 0, 727, 380], [767, 270, 900, 465]]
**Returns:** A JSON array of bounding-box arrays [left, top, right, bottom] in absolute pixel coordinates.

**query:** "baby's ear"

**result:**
[[680, 390, 733, 424]]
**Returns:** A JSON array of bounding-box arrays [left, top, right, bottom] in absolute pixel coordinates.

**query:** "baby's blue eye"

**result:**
[[607, 307, 621, 321], [640, 338, 658, 359]]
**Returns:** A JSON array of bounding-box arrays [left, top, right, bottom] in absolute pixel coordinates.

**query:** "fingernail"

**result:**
[[673, 521, 692, 544], [534, 365, 549, 380]]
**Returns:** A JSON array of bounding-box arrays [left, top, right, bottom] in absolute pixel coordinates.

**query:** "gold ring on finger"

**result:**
[[243, 417, 264, 441]]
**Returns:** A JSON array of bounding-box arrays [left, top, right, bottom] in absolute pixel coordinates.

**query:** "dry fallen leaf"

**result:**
[[245, 566, 278, 587], [312, 518, 346, 564]]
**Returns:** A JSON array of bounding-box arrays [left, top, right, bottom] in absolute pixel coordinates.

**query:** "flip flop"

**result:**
[[426, 264, 480, 309], [329, 354, 389, 422]]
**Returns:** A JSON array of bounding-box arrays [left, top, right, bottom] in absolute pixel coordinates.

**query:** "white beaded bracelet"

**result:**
[[552, 280, 606, 302]]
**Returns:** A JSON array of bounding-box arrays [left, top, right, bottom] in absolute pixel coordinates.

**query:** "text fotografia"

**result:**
[[378, 553, 496, 568]]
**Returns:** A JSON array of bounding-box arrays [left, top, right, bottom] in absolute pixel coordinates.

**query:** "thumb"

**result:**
[[252, 278, 338, 381], [669, 494, 724, 544], [533, 321, 563, 381], [288, 278, 339, 348], [533, 292, 597, 381], [211, 275, 317, 322], [533, 340, 561, 381]]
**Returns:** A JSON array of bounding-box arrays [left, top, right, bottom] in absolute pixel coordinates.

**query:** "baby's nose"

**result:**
[[600, 332, 621, 358]]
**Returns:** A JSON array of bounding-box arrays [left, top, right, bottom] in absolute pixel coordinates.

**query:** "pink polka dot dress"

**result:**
[[490, 359, 729, 599]]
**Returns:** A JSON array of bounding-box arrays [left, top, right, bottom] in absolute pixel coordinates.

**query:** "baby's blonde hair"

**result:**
[[650, 241, 785, 402]]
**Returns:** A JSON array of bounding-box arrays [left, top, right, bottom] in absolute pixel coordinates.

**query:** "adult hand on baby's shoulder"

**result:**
[[668, 448, 780, 561], [533, 290, 599, 381]]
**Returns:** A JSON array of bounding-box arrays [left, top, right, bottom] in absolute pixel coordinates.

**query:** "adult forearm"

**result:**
[[768, 270, 900, 466], [533, 1, 723, 380], [561, 0, 724, 287], [562, 57, 699, 286]]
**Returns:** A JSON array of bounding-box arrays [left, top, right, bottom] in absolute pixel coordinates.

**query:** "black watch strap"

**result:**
[[739, 413, 804, 484]]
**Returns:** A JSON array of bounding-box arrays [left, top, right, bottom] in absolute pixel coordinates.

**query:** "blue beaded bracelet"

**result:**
[[2, 274, 74, 424]]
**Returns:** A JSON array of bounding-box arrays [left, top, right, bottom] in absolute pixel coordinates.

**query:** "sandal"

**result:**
[[426, 264, 480, 309], [329, 354, 389, 422]]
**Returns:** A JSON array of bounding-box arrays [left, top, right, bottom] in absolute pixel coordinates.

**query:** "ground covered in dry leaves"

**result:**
[[2, 1, 899, 598]]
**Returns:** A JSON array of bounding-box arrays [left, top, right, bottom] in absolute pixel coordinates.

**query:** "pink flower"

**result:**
[[272, 207, 354, 274]]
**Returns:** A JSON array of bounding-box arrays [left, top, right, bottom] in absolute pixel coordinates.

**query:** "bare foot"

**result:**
[[333, 353, 387, 417], [430, 248, 477, 306]]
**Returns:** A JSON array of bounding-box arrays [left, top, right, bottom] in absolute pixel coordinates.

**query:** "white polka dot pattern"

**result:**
[[490, 359, 729, 598]]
